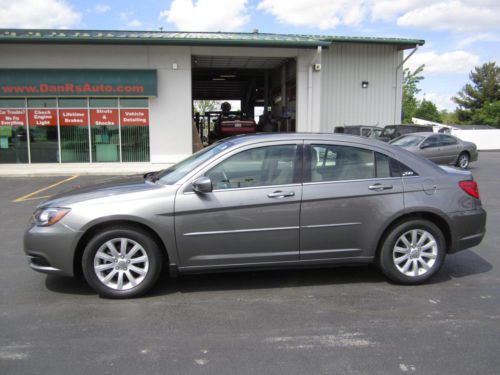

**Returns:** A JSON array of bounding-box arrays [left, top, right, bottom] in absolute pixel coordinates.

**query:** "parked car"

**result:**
[[24, 133, 486, 298], [334, 125, 383, 138], [389, 133, 478, 169], [378, 124, 434, 142], [218, 119, 257, 137]]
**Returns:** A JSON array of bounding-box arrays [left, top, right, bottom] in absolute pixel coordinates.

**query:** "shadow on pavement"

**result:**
[[43, 249, 492, 298]]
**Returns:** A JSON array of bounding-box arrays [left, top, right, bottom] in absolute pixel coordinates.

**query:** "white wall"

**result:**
[[0, 44, 193, 164], [451, 129, 500, 151], [320, 43, 403, 131]]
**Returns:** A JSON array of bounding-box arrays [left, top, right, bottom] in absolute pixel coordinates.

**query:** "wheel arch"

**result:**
[[374, 210, 452, 261], [73, 219, 171, 278]]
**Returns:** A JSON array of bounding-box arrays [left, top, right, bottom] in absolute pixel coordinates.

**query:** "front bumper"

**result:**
[[24, 222, 82, 277], [448, 207, 487, 253]]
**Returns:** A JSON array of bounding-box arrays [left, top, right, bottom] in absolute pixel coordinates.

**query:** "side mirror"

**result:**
[[192, 176, 213, 194]]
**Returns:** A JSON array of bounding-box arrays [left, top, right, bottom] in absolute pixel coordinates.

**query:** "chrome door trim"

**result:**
[[184, 226, 300, 236], [301, 222, 362, 229]]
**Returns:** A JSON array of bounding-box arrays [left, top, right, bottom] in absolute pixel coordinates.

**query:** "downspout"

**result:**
[[395, 46, 418, 124], [307, 46, 322, 131]]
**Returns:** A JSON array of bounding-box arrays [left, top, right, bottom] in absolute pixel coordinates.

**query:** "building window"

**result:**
[[90, 98, 119, 162], [0, 99, 28, 164], [28, 98, 59, 163], [119, 98, 150, 162], [59, 98, 90, 163]]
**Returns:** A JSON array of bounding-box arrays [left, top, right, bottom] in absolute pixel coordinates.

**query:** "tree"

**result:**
[[415, 99, 442, 123], [193, 100, 219, 115], [440, 109, 460, 125], [471, 100, 500, 128], [453, 62, 500, 124], [402, 64, 425, 123]]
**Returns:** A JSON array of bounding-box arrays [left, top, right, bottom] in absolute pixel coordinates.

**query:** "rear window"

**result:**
[[376, 152, 418, 178]]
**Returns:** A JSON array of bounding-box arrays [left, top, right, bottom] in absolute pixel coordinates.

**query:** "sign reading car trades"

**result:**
[[0, 109, 26, 126], [90, 109, 119, 126], [120, 109, 149, 126], [59, 109, 88, 126], [28, 109, 57, 126]]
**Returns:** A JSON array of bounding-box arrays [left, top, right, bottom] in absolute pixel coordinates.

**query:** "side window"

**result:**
[[309, 144, 374, 182], [375, 153, 418, 177], [207, 145, 298, 190], [421, 135, 439, 148], [439, 134, 458, 145]]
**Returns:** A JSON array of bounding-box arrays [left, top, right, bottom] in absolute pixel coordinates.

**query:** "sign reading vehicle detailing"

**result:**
[[59, 109, 88, 126], [28, 109, 57, 126], [0, 69, 157, 97], [120, 109, 149, 126], [0, 109, 26, 126], [90, 109, 119, 126]]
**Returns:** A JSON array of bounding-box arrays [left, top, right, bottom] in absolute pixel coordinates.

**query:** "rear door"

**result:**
[[300, 141, 405, 260]]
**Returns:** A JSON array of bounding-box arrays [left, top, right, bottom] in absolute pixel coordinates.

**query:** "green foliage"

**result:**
[[193, 100, 219, 115], [453, 62, 500, 125], [440, 110, 460, 125], [415, 99, 442, 122], [402, 64, 425, 123]]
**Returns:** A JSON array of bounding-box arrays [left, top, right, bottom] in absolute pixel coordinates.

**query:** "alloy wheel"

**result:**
[[392, 229, 438, 277], [93, 238, 149, 290]]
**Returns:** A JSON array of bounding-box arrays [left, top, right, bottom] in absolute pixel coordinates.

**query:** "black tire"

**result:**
[[456, 152, 470, 169], [378, 219, 446, 285], [82, 226, 163, 298]]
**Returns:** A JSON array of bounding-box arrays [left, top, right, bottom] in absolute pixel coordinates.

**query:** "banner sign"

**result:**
[[59, 109, 88, 126], [120, 109, 149, 126], [0, 109, 26, 126], [90, 109, 119, 126], [0, 69, 157, 97], [28, 109, 57, 126]]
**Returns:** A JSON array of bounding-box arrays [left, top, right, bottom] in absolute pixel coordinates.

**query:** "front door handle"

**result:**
[[267, 191, 295, 199], [368, 184, 393, 191]]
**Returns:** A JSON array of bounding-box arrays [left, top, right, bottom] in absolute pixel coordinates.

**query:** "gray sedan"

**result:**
[[24, 133, 486, 298], [389, 132, 478, 169]]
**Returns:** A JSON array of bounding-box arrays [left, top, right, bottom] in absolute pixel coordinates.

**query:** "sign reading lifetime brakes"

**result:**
[[0, 69, 157, 97]]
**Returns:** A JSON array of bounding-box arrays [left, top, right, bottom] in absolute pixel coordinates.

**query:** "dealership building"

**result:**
[[0, 29, 423, 169]]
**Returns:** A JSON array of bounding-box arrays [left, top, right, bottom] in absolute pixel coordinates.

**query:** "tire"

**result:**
[[456, 152, 470, 169], [82, 227, 163, 298], [378, 219, 446, 285]]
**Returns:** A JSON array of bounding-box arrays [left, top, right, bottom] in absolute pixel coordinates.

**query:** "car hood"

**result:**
[[38, 175, 162, 208]]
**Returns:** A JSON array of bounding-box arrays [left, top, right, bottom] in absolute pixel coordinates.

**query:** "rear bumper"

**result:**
[[448, 207, 486, 253]]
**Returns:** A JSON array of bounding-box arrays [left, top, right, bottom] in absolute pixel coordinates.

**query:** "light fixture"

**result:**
[[362, 81, 369, 88], [220, 74, 236, 78], [212, 78, 226, 81]]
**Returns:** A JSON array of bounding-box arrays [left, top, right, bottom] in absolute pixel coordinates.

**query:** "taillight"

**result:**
[[459, 180, 480, 199]]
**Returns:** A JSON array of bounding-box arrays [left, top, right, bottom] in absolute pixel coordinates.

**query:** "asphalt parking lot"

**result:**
[[1, 153, 499, 375]]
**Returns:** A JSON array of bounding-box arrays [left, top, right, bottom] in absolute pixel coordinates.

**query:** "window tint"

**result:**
[[375, 153, 418, 177], [309, 145, 374, 182], [207, 145, 298, 190], [439, 134, 458, 145], [421, 135, 439, 148]]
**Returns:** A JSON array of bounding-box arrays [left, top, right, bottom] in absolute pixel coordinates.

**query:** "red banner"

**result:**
[[28, 109, 57, 126], [120, 109, 149, 126], [0, 109, 26, 126], [59, 109, 88, 126], [90, 108, 119, 126]]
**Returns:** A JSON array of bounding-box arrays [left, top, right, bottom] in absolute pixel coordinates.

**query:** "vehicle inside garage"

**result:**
[[191, 55, 297, 146]]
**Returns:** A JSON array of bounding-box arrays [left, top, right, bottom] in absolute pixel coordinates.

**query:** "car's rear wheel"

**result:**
[[82, 227, 163, 298], [378, 219, 446, 284], [456, 152, 470, 169]]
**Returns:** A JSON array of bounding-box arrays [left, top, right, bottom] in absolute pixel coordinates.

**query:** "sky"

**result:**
[[0, 0, 498, 111]]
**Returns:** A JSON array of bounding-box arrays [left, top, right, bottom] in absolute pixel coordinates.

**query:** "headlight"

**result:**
[[33, 207, 71, 227]]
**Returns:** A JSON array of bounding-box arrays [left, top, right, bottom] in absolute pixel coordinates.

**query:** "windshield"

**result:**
[[157, 141, 235, 184], [390, 135, 425, 147]]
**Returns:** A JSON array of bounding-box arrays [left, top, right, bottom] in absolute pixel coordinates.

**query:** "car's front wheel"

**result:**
[[378, 219, 446, 284], [82, 227, 163, 298]]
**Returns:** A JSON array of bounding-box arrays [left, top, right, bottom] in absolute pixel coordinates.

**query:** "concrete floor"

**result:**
[[1, 154, 499, 374]]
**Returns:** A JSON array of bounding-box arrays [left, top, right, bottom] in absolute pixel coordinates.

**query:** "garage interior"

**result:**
[[191, 55, 297, 146]]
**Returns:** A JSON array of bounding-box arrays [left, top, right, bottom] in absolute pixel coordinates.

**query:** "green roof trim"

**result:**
[[0, 29, 424, 49]]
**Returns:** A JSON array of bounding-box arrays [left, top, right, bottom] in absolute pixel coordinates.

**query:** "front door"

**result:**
[[174, 142, 302, 268], [419, 135, 443, 163], [300, 142, 405, 260]]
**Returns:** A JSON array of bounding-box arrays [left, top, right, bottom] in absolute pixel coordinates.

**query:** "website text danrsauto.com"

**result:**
[[1, 83, 145, 94]]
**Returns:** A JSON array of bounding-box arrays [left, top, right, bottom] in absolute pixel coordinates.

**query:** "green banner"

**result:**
[[0, 69, 157, 97]]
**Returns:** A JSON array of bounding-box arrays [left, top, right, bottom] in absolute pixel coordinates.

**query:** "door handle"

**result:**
[[267, 191, 295, 199], [368, 184, 393, 191]]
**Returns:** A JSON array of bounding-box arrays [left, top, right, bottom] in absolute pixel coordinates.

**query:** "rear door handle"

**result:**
[[368, 184, 393, 191], [267, 191, 295, 199]]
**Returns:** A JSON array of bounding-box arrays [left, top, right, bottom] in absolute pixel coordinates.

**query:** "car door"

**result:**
[[419, 135, 443, 163], [300, 141, 405, 260], [438, 134, 460, 164], [174, 141, 303, 268]]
